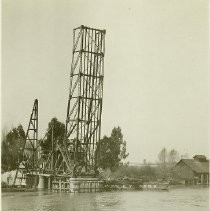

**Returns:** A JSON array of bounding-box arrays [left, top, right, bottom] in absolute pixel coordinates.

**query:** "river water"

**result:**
[[2, 186, 209, 211]]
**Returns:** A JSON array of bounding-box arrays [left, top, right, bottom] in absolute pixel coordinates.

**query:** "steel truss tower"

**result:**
[[65, 25, 106, 176], [14, 99, 39, 185]]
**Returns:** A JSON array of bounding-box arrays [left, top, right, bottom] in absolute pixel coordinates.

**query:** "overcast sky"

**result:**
[[2, 0, 209, 163]]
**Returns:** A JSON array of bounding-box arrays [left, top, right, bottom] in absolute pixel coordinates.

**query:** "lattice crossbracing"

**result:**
[[13, 99, 39, 185], [65, 25, 106, 176], [13, 26, 106, 183]]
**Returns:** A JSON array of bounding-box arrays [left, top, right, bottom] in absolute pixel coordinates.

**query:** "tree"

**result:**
[[97, 126, 129, 171], [168, 149, 180, 163], [158, 147, 167, 164], [1, 136, 9, 172], [111, 127, 129, 160], [157, 148, 181, 180], [1, 125, 25, 172], [41, 117, 65, 154]]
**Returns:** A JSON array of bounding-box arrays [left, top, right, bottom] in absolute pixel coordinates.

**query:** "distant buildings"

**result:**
[[173, 155, 209, 185]]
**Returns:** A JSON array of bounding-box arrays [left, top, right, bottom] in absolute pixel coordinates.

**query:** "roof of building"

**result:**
[[193, 155, 206, 159], [176, 159, 209, 173]]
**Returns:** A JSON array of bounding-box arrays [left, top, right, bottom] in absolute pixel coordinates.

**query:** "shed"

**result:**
[[173, 155, 209, 185]]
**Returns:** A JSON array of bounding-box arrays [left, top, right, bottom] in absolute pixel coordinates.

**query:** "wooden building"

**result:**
[[173, 155, 209, 185]]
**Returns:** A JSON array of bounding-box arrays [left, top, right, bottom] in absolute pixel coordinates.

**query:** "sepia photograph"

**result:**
[[1, 0, 209, 210]]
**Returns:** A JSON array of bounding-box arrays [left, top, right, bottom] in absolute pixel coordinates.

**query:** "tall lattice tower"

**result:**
[[14, 99, 39, 185], [65, 25, 105, 176]]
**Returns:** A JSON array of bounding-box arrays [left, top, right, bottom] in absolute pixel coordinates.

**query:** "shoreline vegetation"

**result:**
[[1, 120, 204, 190]]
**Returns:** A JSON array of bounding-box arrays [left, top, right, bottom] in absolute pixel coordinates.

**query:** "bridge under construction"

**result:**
[[13, 25, 106, 192]]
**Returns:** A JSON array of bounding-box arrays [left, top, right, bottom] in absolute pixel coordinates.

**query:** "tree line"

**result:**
[[158, 147, 189, 164], [1, 118, 185, 182], [1, 118, 129, 173]]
